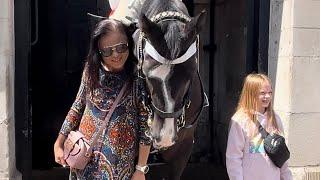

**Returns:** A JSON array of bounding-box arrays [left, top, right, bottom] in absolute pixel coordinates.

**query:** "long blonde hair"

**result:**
[[236, 73, 279, 134]]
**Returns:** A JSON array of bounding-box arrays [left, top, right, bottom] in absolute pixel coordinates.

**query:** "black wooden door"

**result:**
[[15, 0, 32, 179], [31, 0, 97, 170], [14, 0, 216, 179]]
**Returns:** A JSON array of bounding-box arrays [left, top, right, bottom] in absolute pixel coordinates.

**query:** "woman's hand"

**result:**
[[132, 144, 151, 180], [53, 134, 68, 167], [131, 170, 145, 180]]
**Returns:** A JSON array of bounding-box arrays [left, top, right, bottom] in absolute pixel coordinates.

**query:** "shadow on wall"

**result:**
[[268, 0, 283, 91]]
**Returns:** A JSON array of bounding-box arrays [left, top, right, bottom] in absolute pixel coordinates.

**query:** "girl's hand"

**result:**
[[131, 170, 145, 180]]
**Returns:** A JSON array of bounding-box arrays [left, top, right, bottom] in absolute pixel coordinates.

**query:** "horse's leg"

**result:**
[[162, 137, 194, 180]]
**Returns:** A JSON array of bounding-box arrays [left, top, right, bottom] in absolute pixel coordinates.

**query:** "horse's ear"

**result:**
[[139, 14, 159, 36], [126, 23, 138, 37], [139, 13, 166, 48], [186, 10, 206, 34]]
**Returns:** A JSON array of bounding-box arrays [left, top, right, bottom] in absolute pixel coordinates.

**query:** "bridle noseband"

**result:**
[[150, 102, 184, 119]]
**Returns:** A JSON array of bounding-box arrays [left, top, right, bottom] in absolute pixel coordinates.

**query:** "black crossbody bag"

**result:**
[[257, 122, 290, 168]]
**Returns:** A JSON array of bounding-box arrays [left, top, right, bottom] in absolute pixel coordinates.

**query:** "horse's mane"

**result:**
[[141, 0, 191, 60], [141, 0, 189, 17]]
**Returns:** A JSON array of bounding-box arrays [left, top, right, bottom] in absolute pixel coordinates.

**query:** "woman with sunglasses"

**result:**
[[54, 19, 151, 180]]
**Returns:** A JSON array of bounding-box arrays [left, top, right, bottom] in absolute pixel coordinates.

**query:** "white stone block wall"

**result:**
[[269, 0, 320, 179], [0, 0, 22, 179]]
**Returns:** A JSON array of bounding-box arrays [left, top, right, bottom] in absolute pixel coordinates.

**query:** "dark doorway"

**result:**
[[15, 0, 219, 179], [15, 0, 32, 179], [211, 0, 270, 170], [29, 0, 201, 171], [30, 0, 97, 170]]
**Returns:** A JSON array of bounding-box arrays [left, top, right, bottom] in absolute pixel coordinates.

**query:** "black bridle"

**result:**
[[136, 11, 204, 131]]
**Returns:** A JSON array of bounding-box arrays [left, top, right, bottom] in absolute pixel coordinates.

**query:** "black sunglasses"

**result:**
[[99, 43, 128, 57]]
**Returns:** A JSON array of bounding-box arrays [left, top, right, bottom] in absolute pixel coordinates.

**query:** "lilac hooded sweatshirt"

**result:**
[[226, 111, 292, 180]]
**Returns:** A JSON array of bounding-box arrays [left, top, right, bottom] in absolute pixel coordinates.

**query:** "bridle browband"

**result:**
[[150, 11, 191, 23], [137, 11, 199, 130], [137, 11, 194, 72]]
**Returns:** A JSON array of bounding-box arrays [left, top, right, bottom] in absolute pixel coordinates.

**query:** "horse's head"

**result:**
[[136, 1, 206, 149]]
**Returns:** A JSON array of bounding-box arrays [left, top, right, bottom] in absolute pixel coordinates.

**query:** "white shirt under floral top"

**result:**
[[226, 111, 293, 180]]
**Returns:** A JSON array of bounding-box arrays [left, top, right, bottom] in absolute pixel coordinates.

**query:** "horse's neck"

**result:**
[[189, 71, 204, 115]]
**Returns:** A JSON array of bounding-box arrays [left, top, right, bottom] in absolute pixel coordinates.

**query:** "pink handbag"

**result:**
[[63, 81, 129, 169], [63, 131, 91, 169]]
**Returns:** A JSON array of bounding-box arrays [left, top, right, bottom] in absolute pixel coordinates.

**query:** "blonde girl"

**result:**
[[226, 73, 292, 180]]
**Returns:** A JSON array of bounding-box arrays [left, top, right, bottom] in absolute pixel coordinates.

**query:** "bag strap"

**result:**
[[87, 80, 129, 153], [256, 120, 270, 139]]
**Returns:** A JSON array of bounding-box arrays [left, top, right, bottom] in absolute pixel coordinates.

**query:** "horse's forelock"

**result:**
[[163, 22, 183, 60], [141, 0, 193, 60]]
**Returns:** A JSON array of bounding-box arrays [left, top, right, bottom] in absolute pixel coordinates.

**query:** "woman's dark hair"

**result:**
[[86, 19, 135, 94]]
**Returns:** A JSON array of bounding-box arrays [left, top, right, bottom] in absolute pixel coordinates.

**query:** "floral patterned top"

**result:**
[[60, 65, 151, 180]]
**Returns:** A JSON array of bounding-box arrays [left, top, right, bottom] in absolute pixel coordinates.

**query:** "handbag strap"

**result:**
[[256, 121, 270, 139], [87, 80, 130, 153]]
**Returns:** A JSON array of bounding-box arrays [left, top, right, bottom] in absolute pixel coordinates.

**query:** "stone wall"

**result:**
[[269, 0, 320, 179], [0, 0, 22, 179]]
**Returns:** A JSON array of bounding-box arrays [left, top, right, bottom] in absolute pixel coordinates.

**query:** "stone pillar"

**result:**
[[269, 0, 320, 179], [0, 0, 22, 179]]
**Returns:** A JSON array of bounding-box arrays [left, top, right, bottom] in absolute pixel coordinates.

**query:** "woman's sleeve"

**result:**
[[137, 101, 152, 145], [275, 114, 293, 180], [226, 119, 245, 180], [59, 68, 87, 136], [135, 80, 152, 146]]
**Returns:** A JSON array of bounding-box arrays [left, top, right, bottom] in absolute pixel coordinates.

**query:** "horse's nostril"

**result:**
[[153, 143, 161, 150], [155, 137, 161, 143]]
